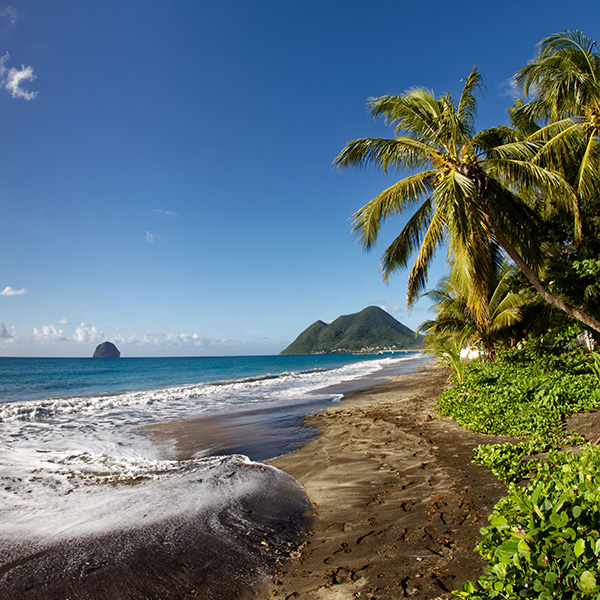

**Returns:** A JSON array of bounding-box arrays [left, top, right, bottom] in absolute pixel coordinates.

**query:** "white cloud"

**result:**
[[0, 6, 18, 27], [146, 230, 155, 243], [151, 209, 177, 218], [73, 322, 104, 344], [0, 285, 26, 296], [111, 330, 230, 350], [0, 322, 13, 338], [0, 53, 38, 100], [33, 324, 67, 341], [380, 304, 402, 314], [58, 317, 69, 325], [499, 77, 520, 100]]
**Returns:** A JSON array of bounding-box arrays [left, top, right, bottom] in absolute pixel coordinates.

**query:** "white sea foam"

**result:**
[[0, 354, 424, 542], [0, 453, 279, 541]]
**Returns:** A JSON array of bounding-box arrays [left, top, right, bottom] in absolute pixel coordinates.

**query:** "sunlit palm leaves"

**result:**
[[335, 67, 566, 324], [419, 260, 528, 358], [513, 30, 600, 231], [336, 57, 600, 333]]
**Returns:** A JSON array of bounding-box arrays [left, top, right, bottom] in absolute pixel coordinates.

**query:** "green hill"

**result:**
[[280, 306, 423, 355]]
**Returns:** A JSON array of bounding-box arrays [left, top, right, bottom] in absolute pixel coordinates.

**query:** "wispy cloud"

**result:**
[[0, 6, 18, 28], [0, 285, 26, 296], [151, 209, 177, 218], [0, 53, 38, 100], [499, 77, 520, 100], [380, 304, 402, 314], [146, 230, 155, 243], [58, 317, 69, 325]]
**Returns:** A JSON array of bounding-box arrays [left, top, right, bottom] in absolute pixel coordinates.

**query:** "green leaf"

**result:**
[[580, 570, 597, 593], [533, 502, 546, 521], [575, 538, 586, 557], [531, 482, 544, 506], [545, 572, 558, 584], [573, 505, 582, 518], [489, 515, 508, 527]]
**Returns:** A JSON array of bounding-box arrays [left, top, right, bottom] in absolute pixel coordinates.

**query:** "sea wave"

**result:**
[[0, 452, 303, 540], [0, 356, 414, 423]]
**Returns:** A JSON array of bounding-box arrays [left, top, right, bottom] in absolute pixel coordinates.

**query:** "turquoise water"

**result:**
[[0, 353, 421, 404]]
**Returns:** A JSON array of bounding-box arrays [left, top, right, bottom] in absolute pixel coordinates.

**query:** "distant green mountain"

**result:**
[[280, 306, 423, 355]]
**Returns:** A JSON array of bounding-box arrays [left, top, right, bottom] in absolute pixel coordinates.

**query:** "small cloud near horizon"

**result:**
[[33, 324, 67, 342], [0, 285, 26, 296], [0, 53, 38, 101], [0, 322, 13, 338], [73, 322, 104, 344], [380, 304, 402, 314], [145, 231, 155, 243]]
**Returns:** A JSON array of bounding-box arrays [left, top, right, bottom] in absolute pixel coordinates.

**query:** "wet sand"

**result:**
[[254, 365, 510, 599]]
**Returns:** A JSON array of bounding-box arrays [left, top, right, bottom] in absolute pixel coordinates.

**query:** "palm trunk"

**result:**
[[485, 214, 600, 334]]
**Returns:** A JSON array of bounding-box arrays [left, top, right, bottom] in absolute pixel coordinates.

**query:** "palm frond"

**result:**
[[574, 133, 600, 202], [508, 98, 542, 136], [351, 171, 435, 249], [485, 158, 577, 211], [376, 197, 436, 278], [333, 137, 433, 173], [402, 209, 447, 305], [457, 66, 482, 133], [474, 126, 523, 151], [368, 89, 443, 144]]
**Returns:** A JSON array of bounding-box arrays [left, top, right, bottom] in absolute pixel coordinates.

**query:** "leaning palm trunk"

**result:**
[[483, 211, 600, 332]]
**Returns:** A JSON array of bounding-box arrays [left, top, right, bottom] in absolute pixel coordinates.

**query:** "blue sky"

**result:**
[[0, 1, 596, 357]]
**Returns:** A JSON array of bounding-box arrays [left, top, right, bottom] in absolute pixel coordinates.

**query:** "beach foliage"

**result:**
[[424, 328, 472, 383], [456, 446, 600, 599], [435, 336, 600, 439], [437, 331, 600, 599], [471, 441, 549, 485]]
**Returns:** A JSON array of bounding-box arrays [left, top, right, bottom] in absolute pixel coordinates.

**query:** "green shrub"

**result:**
[[435, 345, 600, 440], [456, 447, 600, 599]]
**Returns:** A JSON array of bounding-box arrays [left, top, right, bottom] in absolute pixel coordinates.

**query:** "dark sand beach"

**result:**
[[1, 365, 511, 600]]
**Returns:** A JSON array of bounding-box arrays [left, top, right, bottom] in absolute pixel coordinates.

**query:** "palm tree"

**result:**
[[334, 67, 600, 333], [419, 259, 529, 358], [513, 30, 600, 236]]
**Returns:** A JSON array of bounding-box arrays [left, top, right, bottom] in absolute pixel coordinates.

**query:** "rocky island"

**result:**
[[92, 341, 121, 358]]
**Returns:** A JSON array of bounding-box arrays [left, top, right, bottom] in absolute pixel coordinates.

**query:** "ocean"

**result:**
[[0, 352, 428, 599]]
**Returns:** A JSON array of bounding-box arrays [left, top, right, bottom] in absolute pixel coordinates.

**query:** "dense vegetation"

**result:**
[[438, 337, 600, 599], [337, 29, 600, 599]]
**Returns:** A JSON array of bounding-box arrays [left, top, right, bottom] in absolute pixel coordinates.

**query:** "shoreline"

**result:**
[[0, 363, 511, 600], [142, 355, 431, 463], [253, 365, 510, 599]]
